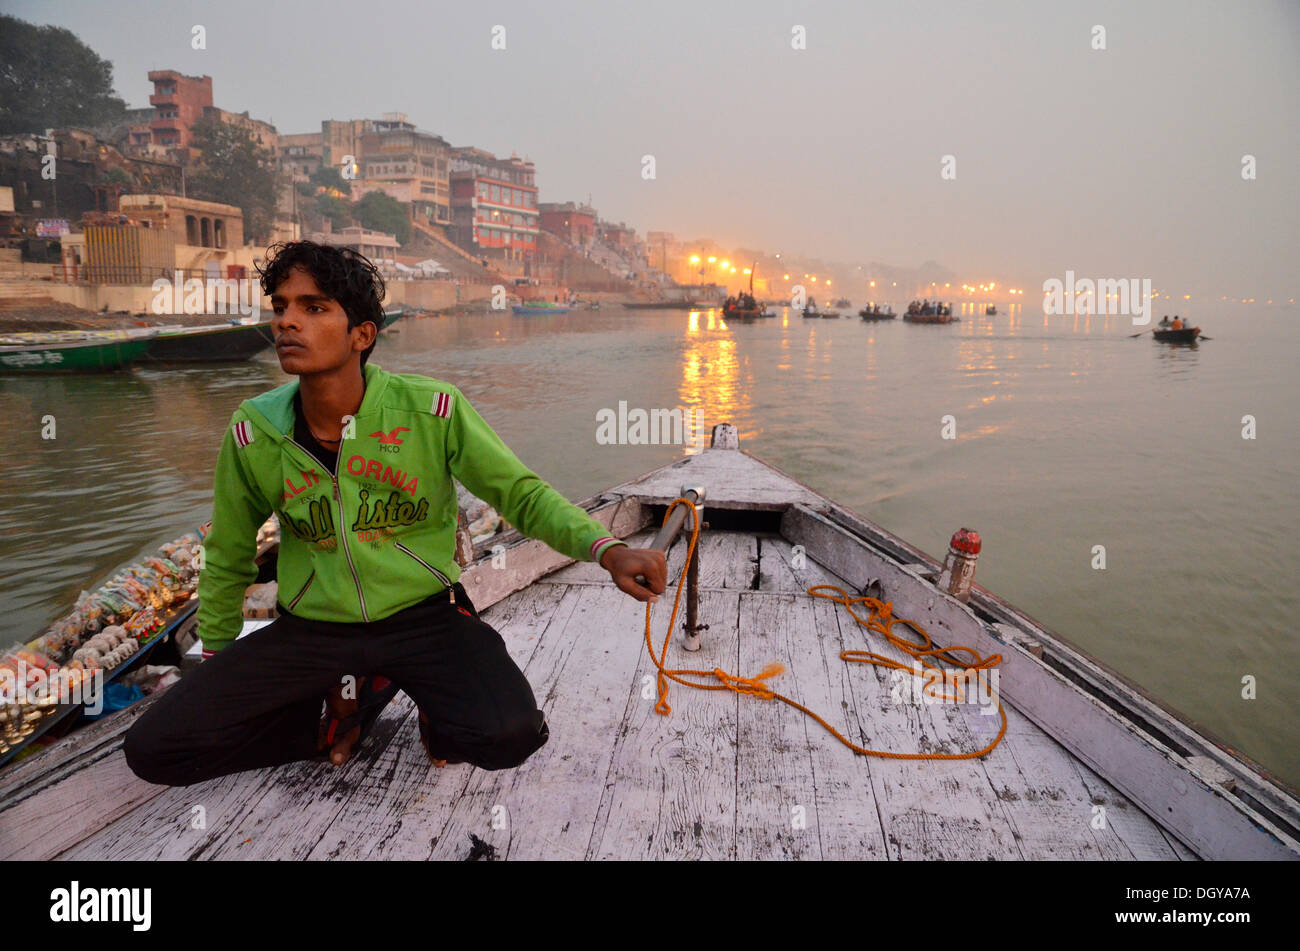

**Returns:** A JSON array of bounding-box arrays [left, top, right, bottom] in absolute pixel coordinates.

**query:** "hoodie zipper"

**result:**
[[286, 570, 315, 610], [394, 541, 457, 604], [283, 432, 370, 622]]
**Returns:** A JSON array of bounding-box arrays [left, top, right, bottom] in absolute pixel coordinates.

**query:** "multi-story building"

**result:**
[[448, 147, 538, 266], [539, 201, 596, 246], [322, 119, 369, 172], [597, 219, 639, 257], [204, 107, 278, 154], [279, 132, 323, 182], [307, 223, 400, 265], [140, 71, 212, 154], [359, 113, 451, 229]]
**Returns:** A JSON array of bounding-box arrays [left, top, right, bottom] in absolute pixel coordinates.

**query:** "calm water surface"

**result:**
[[2, 303, 1296, 786]]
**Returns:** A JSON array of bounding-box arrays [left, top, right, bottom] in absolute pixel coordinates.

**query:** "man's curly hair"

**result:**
[[256, 241, 387, 366]]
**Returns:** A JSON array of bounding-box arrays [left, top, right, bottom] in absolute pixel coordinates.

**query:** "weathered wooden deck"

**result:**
[[37, 528, 1188, 861], [4, 428, 1296, 860]]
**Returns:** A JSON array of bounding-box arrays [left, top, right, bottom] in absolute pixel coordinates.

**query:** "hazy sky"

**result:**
[[6, 0, 1298, 301]]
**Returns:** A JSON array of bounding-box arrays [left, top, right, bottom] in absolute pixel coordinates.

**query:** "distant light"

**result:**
[[730, 267, 736, 273], [690, 255, 700, 264], [869, 280, 875, 287], [743, 268, 751, 274], [708, 256, 716, 263], [783, 274, 790, 280], [720, 260, 730, 268], [1183, 294, 1190, 300]]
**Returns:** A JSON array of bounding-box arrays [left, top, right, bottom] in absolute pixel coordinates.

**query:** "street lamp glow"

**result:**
[[708, 256, 716, 263], [690, 255, 700, 264], [720, 260, 730, 269]]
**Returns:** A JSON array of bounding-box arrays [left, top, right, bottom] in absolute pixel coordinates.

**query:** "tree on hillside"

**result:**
[[356, 190, 410, 246], [315, 194, 353, 232], [0, 15, 128, 135], [186, 113, 281, 244], [310, 164, 351, 196]]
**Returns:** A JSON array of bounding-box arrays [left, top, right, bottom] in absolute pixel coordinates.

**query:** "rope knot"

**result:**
[[712, 662, 784, 700]]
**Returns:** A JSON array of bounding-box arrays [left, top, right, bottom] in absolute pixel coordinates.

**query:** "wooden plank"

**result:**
[[585, 589, 741, 860], [458, 497, 648, 610], [781, 503, 1299, 860], [821, 586, 1024, 860], [59, 752, 285, 860], [760, 533, 870, 593], [608, 447, 824, 511], [735, 591, 821, 859], [4, 753, 165, 861], [735, 589, 891, 859], [303, 585, 570, 860], [974, 727, 1134, 860], [1063, 753, 1185, 860], [425, 583, 652, 860]]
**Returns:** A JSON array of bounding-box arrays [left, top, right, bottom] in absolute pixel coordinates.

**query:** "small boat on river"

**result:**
[[512, 302, 571, 315], [1153, 327, 1201, 343], [859, 305, 896, 321]]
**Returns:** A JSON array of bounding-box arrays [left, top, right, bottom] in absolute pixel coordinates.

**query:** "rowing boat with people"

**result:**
[[2, 423, 1295, 861]]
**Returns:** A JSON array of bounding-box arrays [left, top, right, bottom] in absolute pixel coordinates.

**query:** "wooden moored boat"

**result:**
[[140, 321, 275, 363], [4, 424, 1296, 860], [512, 303, 571, 315], [0, 336, 152, 373], [1153, 327, 1200, 343]]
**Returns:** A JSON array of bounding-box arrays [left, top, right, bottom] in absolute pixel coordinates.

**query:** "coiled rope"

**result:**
[[643, 497, 1007, 759]]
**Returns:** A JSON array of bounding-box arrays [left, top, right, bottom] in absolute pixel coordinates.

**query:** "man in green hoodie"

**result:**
[[124, 241, 666, 786]]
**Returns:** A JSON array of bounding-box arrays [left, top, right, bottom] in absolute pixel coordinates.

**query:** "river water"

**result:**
[[2, 302, 1296, 787]]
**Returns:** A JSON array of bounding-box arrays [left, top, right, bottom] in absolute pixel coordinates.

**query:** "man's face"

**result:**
[[269, 266, 372, 375]]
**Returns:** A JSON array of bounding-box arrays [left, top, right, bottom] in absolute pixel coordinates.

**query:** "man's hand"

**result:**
[[600, 545, 667, 603]]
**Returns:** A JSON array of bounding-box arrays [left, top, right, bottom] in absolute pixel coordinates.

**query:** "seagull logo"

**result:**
[[370, 427, 410, 445]]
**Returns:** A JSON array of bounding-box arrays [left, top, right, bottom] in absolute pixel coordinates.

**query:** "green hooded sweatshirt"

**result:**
[[196, 362, 627, 653]]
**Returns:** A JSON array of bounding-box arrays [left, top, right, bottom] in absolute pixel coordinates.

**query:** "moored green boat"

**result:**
[[0, 337, 152, 372]]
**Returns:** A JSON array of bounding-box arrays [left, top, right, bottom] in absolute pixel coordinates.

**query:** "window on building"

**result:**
[[490, 184, 500, 202]]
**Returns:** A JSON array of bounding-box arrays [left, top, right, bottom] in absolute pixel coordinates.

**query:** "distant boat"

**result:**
[[512, 302, 571, 315], [622, 300, 700, 310], [1153, 326, 1201, 343], [859, 306, 896, 320], [833, 297, 851, 309], [986, 305, 997, 315], [904, 301, 957, 324], [141, 307, 404, 363]]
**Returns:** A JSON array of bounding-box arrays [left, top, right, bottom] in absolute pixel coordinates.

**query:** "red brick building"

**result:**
[[449, 147, 538, 264], [133, 71, 213, 155], [539, 201, 596, 246]]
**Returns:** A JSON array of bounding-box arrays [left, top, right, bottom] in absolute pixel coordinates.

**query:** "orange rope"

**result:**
[[644, 497, 1007, 760]]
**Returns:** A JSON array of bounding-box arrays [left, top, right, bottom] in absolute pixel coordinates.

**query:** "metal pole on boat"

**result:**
[[635, 485, 707, 650]]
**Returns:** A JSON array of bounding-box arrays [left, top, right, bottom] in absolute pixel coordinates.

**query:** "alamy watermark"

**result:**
[[596, 402, 706, 446], [1042, 270, 1152, 325], [1, 661, 104, 715], [151, 271, 261, 320]]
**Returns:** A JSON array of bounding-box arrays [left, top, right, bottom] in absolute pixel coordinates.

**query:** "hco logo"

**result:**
[[370, 427, 409, 453]]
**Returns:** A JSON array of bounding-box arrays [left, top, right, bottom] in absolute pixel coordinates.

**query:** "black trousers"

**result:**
[[123, 583, 549, 787]]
